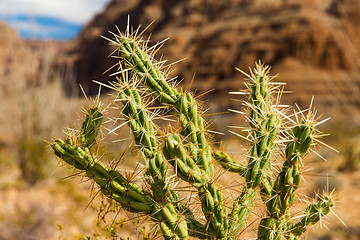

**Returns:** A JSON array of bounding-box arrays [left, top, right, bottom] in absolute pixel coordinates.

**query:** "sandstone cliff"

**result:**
[[67, 0, 360, 122]]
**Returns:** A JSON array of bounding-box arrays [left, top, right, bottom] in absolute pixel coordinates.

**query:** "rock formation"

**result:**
[[67, 0, 360, 122]]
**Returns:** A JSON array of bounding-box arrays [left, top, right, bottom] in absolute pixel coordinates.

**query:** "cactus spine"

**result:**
[[52, 24, 335, 239]]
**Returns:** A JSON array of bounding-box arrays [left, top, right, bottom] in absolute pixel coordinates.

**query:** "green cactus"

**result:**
[[80, 107, 103, 147], [52, 24, 335, 239]]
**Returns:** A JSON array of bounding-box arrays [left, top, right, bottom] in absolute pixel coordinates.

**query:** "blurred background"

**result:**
[[0, 0, 360, 239]]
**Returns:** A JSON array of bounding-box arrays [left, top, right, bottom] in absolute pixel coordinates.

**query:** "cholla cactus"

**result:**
[[52, 23, 335, 239]]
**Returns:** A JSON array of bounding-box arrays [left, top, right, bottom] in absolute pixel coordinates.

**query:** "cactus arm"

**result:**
[[198, 182, 228, 238], [227, 188, 256, 236], [173, 92, 228, 239], [163, 134, 207, 187], [288, 194, 334, 237], [118, 83, 211, 238], [227, 64, 280, 237], [175, 93, 213, 178], [266, 123, 313, 219], [118, 85, 167, 200], [258, 121, 322, 239], [245, 91, 279, 193], [119, 38, 180, 104], [53, 138, 153, 213], [80, 107, 103, 147], [179, 206, 209, 239], [164, 133, 228, 238], [213, 151, 247, 176], [243, 66, 280, 199], [257, 217, 283, 240]]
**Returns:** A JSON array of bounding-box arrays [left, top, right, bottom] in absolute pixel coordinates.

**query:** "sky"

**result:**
[[0, 0, 111, 40]]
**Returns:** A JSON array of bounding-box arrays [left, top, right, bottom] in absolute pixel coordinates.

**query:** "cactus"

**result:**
[[52, 24, 335, 239]]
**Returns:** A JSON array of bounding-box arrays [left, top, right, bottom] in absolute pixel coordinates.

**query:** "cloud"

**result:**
[[0, 0, 110, 24]]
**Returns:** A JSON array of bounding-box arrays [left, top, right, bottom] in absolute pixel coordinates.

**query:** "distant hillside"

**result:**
[[65, 0, 360, 123], [0, 21, 72, 144], [0, 21, 69, 93], [0, 21, 32, 82]]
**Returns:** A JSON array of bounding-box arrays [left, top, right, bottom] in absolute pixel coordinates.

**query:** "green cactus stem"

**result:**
[[80, 107, 103, 147], [213, 151, 247, 176], [163, 134, 228, 238], [244, 65, 279, 195], [117, 82, 192, 238], [118, 84, 167, 200], [228, 188, 256, 236], [266, 123, 313, 219], [288, 193, 334, 238], [53, 138, 153, 213]]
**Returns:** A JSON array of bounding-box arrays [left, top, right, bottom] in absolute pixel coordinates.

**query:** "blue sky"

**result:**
[[0, 0, 111, 40]]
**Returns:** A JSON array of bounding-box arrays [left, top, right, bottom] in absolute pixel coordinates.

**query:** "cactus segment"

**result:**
[[80, 107, 103, 147], [115, 35, 214, 180], [164, 134, 228, 238], [52, 138, 153, 213], [164, 134, 208, 187], [154, 204, 189, 240], [267, 123, 314, 219], [289, 194, 334, 237], [245, 114, 279, 190], [117, 85, 192, 238], [118, 86, 170, 201], [54, 104, 191, 239], [175, 93, 213, 179], [228, 188, 256, 235], [119, 38, 179, 104], [213, 151, 247, 176], [258, 217, 283, 240], [53, 139, 91, 170], [198, 182, 228, 238], [244, 65, 280, 194]]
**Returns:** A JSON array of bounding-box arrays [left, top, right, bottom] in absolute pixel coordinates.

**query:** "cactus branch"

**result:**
[[213, 151, 247, 176], [289, 193, 335, 237], [53, 137, 154, 213]]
